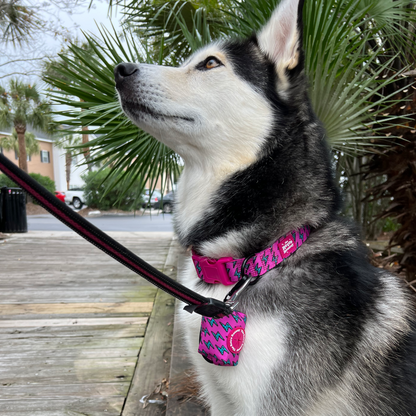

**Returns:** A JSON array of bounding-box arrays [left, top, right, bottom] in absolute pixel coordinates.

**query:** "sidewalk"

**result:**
[[0, 231, 177, 416]]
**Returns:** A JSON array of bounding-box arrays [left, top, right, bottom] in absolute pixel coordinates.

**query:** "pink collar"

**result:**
[[192, 226, 310, 286]]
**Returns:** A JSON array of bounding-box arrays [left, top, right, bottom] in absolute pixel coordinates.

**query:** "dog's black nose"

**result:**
[[114, 63, 138, 83]]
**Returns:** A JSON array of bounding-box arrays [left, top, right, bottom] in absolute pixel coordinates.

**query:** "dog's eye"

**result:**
[[205, 58, 220, 69], [196, 56, 223, 71]]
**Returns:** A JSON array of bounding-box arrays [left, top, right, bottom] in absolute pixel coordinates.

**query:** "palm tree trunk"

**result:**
[[80, 98, 92, 172], [65, 150, 72, 190], [15, 124, 28, 173], [82, 125, 92, 172]]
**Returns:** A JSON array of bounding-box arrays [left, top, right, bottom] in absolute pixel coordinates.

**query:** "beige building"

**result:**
[[0, 133, 55, 181]]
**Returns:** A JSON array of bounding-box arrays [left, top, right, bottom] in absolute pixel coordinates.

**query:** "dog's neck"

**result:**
[[173, 110, 342, 259], [174, 160, 242, 246]]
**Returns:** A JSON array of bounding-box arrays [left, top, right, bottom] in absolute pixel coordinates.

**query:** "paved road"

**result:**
[[27, 213, 174, 232]]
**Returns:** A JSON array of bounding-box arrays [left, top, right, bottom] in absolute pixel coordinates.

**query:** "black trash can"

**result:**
[[0, 187, 28, 233]]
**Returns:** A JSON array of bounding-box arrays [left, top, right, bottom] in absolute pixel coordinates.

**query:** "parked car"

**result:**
[[153, 192, 175, 213], [65, 187, 86, 210], [54, 191, 65, 203], [141, 189, 162, 209]]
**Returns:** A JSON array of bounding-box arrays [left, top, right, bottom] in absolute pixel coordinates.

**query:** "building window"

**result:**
[[40, 150, 50, 163], [14, 151, 32, 161]]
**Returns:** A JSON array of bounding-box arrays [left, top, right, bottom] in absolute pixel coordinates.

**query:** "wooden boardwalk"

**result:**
[[0, 231, 177, 416]]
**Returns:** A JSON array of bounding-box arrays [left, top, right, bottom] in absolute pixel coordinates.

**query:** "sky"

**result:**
[[0, 0, 123, 86]]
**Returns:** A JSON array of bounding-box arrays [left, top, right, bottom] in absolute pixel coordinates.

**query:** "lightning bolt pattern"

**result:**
[[198, 311, 247, 367]]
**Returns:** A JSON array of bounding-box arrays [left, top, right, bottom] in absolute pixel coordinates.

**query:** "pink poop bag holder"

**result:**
[[198, 311, 247, 366]]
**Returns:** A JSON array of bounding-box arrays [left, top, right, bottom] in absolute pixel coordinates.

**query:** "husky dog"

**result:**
[[114, 0, 416, 414]]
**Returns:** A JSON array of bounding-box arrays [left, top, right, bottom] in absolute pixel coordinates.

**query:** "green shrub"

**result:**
[[382, 217, 400, 233], [0, 174, 17, 189], [82, 169, 144, 211], [27, 173, 55, 194], [0, 173, 55, 200]]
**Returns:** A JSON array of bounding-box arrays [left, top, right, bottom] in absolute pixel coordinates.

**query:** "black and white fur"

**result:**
[[114, 0, 416, 414]]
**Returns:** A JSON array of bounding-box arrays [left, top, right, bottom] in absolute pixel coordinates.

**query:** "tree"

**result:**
[[0, 128, 40, 157], [363, 71, 416, 280], [43, 40, 100, 172], [0, 79, 54, 172], [0, 1, 105, 81], [62, 134, 82, 190], [0, 0, 39, 46]]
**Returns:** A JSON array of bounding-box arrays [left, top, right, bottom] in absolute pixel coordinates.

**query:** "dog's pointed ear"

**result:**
[[257, 0, 304, 71]]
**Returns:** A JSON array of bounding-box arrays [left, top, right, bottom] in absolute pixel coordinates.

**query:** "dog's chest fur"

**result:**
[[178, 260, 289, 416], [177, 222, 414, 416]]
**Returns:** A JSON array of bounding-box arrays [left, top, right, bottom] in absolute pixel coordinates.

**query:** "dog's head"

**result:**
[[115, 0, 305, 168]]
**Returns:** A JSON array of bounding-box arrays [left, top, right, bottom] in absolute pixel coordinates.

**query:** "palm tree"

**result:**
[[363, 70, 416, 280], [0, 79, 54, 172], [62, 134, 82, 190], [0, 0, 39, 46], [43, 41, 100, 172], [0, 128, 40, 158]]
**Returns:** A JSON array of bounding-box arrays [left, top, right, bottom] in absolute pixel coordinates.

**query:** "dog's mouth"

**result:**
[[123, 100, 194, 123]]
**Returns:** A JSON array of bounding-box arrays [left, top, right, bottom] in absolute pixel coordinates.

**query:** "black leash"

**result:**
[[0, 154, 232, 318]]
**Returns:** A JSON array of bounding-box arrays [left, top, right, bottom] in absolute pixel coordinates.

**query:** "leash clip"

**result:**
[[183, 297, 233, 318], [224, 255, 257, 310], [224, 276, 253, 310]]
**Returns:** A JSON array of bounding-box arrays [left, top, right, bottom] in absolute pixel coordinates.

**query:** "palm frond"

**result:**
[[0, 129, 40, 156], [44, 0, 416, 198], [116, 0, 226, 61], [0, 2, 40, 46], [44, 26, 180, 196]]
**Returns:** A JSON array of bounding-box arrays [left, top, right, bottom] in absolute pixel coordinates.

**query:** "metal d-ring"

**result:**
[[224, 253, 257, 310], [241, 253, 263, 286]]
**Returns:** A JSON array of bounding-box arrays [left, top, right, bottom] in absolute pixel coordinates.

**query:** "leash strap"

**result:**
[[0, 154, 232, 318]]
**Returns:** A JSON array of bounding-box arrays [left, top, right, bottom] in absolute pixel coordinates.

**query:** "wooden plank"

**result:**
[[0, 282, 157, 290], [0, 337, 143, 351], [2, 264, 166, 273], [0, 312, 151, 321], [0, 285, 157, 292], [0, 324, 146, 339], [166, 302, 208, 416], [0, 302, 153, 315], [0, 358, 136, 385], [122, 238, 178, 416], [365, 240, 403, 254], [0, 347, 141, 360], [0, 398, 124, 415], [122, 290, 174, 416], [0, 382, 130, 399], [166, 253, 208, 416], [0, 372, 135, 387], [1, 410, 120, 416], [0, 317, 148, 327], [0, 356, 137, 371], [0, 290, 156, 303]]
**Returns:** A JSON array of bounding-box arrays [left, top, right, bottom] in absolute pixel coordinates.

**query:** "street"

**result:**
[[27, 213, 174, 232]]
